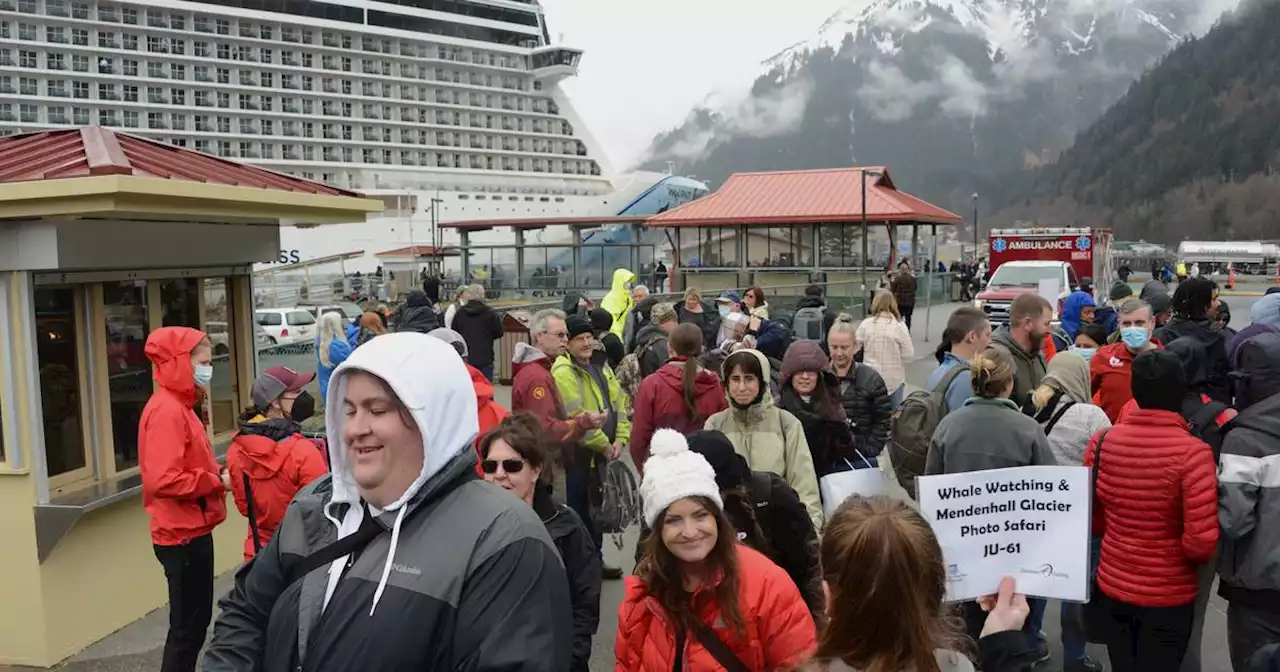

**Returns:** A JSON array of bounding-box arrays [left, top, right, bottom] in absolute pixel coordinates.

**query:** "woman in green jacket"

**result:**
[[705, 349, 824, 530]]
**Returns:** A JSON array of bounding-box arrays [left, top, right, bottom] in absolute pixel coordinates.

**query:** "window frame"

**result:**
[[41, 285, 96, 492]]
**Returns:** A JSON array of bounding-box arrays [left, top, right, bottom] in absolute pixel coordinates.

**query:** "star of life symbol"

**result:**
[[992, 238, 1008, 253], [1075, 235, 1092, 251]]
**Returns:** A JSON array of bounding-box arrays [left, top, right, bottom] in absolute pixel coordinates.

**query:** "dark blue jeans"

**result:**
[[1062, 600, 1089, 662], [1026, 597, 1048, 651], [564, 455, 602, 553], [478, 364, 494, 382]]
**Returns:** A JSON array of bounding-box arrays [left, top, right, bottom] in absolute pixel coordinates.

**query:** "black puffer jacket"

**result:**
[[533, 486, 600, 672], [829, 363, 893, 459], [451, 299, 503, 369], [676, 302, 720, 350], [1154, 318, 1232, 404]]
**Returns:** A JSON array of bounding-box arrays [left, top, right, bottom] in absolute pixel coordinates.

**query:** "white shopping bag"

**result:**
[[819, 452, 889, 518]]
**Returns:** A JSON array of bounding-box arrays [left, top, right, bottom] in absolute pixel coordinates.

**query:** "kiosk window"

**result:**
[[36, 288, 88, 479], [103, 280, 150, 472]]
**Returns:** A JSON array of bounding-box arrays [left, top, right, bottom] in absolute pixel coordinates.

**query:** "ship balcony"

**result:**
[[530, 46, 582, 84]]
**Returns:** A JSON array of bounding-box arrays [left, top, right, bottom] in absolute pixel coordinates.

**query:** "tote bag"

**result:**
[[818, 451, 889, 518]]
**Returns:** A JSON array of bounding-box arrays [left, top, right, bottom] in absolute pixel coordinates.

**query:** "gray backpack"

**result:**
[[792, 306, 826, 343], [887, 366, 966, 499]]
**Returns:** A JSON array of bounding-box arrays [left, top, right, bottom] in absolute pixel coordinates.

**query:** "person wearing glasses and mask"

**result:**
[[225, 366, 329, 562], [479, 413, 601, 672]]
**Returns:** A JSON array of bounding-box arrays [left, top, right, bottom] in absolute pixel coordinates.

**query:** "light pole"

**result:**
[[971, 192, 980, 260], [861, 169, 882, 314]]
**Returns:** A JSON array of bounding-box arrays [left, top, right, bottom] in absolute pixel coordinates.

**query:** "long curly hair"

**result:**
[[635, 496, 745, 634]]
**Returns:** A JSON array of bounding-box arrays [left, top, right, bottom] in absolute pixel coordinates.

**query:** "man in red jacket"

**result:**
[[1084, 350, 1219, 672], [512, 308, 604, 497], [139, 326, 227, 672], [1092, 298, 1161, 422]]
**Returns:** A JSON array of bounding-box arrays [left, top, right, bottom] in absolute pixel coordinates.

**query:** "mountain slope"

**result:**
[[1010, 0, 1280, 241], [638, 0, 1200, 219]]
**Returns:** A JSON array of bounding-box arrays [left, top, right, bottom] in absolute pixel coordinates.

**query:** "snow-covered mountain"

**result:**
[[639, 0, 1209, 216]]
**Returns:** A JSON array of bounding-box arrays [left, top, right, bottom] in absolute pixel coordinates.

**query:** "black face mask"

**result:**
[[290, 390, 316, 423]]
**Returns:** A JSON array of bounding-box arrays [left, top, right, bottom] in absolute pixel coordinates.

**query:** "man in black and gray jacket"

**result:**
[[1218, 331, 1280, 671], [203, 332, 571, 672]]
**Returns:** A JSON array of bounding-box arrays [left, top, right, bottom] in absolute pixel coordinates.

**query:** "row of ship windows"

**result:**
[[0, 9, 539, 72], [1, 0, 543, 47], [0, 35, 545, 96], [0, 103, 588, 155]]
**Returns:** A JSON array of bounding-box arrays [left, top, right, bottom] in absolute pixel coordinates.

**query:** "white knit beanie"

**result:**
[[640, 429, 724, 527]]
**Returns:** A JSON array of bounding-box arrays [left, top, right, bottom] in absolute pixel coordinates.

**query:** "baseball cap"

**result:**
[[251, 365, 316, 408], [650, 302, 677, 324], [716, 291, 742, 304]]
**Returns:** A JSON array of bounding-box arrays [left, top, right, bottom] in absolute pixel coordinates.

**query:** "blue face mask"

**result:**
[[1120, 327, 1150, 351], [193, 364, 214, 388], [718, 306, 731, 318], [1073, 346, 1097, 362]]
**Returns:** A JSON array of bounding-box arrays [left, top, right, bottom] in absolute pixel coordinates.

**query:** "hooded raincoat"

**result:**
[[705, 349, 824, 530], [139, 326, 227, 546], [629, 358, 727, 473], [1060, 290, 1096, 342], [203, 333, 572, 672], [599, 268, 637, 338], [227, 416, 329, 561]]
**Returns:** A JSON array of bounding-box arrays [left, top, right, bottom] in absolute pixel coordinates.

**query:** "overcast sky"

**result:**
[[538, 0, 852, 171]]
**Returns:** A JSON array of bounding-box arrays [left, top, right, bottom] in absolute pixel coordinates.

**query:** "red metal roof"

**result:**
[[375, 245, 460, 258], [439, 215, 649, 231], [0, 126, 359, 197], [647, 167, 961, 227]]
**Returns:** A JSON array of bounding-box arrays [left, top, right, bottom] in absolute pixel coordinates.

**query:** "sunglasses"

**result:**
[[480, 459, 526, 475]]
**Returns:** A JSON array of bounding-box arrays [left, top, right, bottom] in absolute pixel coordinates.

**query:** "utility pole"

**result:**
[[972, 192, 980, 261]]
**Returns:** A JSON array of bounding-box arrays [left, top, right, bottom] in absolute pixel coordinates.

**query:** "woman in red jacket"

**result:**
[[1083, 350, 1219, 672], [139, 326, 227, 672], [616, 429, 815, 671], [226, 365, 328, 562], [629, 322, 727, 474]]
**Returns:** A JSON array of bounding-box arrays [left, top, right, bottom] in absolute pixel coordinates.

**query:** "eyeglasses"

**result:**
[[543, 331, 569, 341], [480, 458, 526, 475]]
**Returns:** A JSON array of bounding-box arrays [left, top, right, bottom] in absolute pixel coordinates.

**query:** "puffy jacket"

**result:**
[[204, 333, 572, 672], [469, 363, 509, 475], [451, 299, 504, 370], [750, 317, 792, 362], [615, 544, 816, 672], [139, 326, 227, 546], [1154, 318, 1233, 404], [1217, 392, 1280, 613], [599, 268, 636, 338], [1091, 340, 1163, 423], [989, 327, 1047, 410], [226, 416, 329, 561], [316, 335, 352, 406], [630, 359, 727, 473], [551, 354, 631, 454], [534, 486, 600, 672], [511, 342, 591, 453], [1060, 291, 1096, 342], [1031, 392, 1112, 467], [1083, 409, 1219, 607], [705, 350, 824, 530], [829, 362, 893, 461]]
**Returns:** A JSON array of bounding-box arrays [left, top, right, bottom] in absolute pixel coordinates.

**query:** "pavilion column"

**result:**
[[514, 229, 526, 293], [571, 227, 582, 291], [460, 231, 471, 283]]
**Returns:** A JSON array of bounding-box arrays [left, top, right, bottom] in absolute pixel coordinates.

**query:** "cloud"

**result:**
[[652, 75, 817, 160]]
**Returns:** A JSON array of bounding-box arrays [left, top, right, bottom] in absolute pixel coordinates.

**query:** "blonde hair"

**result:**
[[684, 287, 702, 303], [317, 312, 347, 368], [870, 289, 901, 320], [828, 312, 858, 342], [970, 347, 1015, 398], [1031, 381, 1061, 410]]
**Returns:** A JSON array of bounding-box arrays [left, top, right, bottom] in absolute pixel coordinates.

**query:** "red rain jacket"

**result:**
[[629, 358, 727, 474], [139, 326, 227, 546], [1090, 340, 1162, 423], [615, 544, 816, 671], [226, 417, 328, 561], [1083, 409, 1220, 607], [469, 363, 508, 475]]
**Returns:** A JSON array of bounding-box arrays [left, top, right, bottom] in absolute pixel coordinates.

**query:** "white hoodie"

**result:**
[[321, 332, 479, 614]]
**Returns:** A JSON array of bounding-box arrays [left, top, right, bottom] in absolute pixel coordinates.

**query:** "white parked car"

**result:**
[[254, 308, 317, 345]]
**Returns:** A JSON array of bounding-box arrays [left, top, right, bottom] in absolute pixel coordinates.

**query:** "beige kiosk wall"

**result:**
[[0, 267, 250, 667]]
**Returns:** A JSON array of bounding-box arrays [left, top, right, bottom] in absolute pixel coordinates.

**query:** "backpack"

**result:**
[[615, 333, 665, 403], [888, 365, 967, 499], [1185, 393, 1236, 461], [595, 459, 641, 544], [792, 306, 826, 343]]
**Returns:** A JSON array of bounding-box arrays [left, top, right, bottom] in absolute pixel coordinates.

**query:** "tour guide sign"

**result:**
[[918, 466, 1090, 603]]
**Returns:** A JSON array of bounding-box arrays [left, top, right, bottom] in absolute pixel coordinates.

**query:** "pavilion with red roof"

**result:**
[[0, 127, 382, 668]]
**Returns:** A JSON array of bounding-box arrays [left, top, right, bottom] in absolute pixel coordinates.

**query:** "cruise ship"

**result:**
[[0, 0, 709, 272]]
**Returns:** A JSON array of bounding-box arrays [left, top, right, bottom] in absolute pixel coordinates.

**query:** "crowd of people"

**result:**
[[131, 268, 1278, 672]]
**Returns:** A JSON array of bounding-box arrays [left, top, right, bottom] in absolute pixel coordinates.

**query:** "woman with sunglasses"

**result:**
[[479, 413, 602, 672]]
